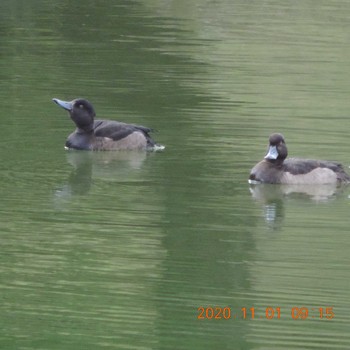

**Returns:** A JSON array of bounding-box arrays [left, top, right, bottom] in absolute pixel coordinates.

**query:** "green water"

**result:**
[[1, 1, 350, 349]]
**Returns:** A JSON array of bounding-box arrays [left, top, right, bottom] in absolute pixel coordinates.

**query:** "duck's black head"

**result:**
[[264, 133, 288, 163], [53, 98, 96, 131]]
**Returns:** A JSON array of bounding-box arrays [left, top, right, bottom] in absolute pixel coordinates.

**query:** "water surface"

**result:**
[[1, 0, 350, 349]]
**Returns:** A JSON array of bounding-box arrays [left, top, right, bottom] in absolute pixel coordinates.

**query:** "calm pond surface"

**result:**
[[1, 0, 350, 349]]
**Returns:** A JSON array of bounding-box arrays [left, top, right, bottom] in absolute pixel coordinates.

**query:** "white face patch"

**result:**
[[281, 168, 338, 185]]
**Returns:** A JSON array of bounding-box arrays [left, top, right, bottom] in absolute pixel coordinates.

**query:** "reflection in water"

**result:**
[[249, 183, 347, 229], [55, 151, 147, 199]]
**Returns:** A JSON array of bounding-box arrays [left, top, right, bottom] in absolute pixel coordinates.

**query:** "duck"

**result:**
[[249, 133, 350, 185], [52, 98, 164, 151]]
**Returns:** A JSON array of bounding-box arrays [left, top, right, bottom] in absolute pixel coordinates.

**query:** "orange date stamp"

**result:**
[[197, 306, 334, 320]]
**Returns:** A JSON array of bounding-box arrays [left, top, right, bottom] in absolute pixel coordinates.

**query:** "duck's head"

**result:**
[[264, 133, 288, 163], [53, 98, 96, 131]]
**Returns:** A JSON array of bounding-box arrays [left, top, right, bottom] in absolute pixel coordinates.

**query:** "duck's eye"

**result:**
[[78, 104, 84, 109]]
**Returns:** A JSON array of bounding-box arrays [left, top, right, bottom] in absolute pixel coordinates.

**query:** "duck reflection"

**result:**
[[55, 151, 147, 199], [249, 183, 345, 229]]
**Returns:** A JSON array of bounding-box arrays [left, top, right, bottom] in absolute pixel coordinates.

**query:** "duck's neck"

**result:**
[[266, 158, 284, 167], [76, 125, 94, 133]]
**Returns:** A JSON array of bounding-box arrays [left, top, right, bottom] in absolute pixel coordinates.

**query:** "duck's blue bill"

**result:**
[[264, 145, 279, 160], [52, 98, 73, 111]]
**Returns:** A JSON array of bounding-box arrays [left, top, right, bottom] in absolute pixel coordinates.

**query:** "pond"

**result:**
[[1, 1, 350, 349]]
